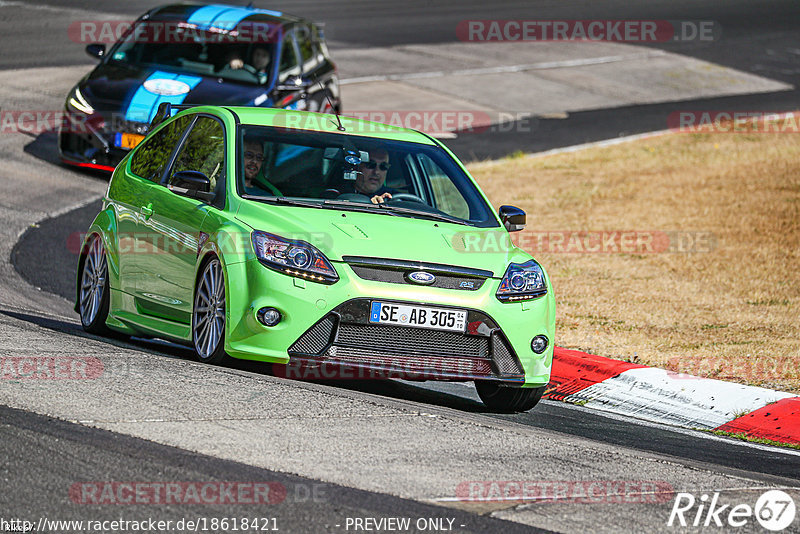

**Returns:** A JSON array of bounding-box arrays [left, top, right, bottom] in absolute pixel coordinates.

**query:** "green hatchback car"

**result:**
[[76, 104, 555, 411]]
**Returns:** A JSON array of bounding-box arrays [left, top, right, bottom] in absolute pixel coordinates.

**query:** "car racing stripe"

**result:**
[[124, 71, 202, 123], [186, 4, 282, 32]]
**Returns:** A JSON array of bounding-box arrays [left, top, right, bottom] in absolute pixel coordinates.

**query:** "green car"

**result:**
[[76, 104, 555, 412]]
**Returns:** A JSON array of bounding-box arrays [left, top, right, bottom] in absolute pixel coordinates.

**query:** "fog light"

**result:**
[[531, 335, 548, 354], [257, 307, 282, 327]]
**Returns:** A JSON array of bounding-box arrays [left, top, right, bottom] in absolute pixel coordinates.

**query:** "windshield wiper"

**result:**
[[243, 195, 325, 209], [376, 204, 471, 225], [243, 196, 467, 224]]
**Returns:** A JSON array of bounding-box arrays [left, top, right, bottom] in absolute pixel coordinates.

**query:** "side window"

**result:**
[[278, 32, 300, 82], [129, 116, 192, 182], [417, 154, 470, 220], [295, 26, 317, 71], [169, 116, 225, 199]]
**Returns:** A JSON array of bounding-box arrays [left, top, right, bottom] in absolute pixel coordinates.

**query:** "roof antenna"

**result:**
[[313, 74, 345, 131], [246, 2, 254, 8]]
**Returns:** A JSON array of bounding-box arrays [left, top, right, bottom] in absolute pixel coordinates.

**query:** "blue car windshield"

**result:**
[[238, 125, 499, 228], [107, 21, 276, 86]]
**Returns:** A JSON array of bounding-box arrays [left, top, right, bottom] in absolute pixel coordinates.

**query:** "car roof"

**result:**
[[145, 3, 306, 29], [218, 107, 439, 145]]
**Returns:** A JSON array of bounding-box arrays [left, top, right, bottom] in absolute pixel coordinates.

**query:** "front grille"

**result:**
[[336, 323, 488, 358], [491, 332, 525, 375], [287, 299, 524, 380], [325, 347, 493, 376], [289, 315, 336, 354], [349, 265, 485, 291]]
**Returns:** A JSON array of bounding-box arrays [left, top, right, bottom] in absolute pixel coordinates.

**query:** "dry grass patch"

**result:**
[[467, 128, 800, 393]]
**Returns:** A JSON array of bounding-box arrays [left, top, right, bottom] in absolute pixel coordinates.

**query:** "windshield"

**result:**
[[107, 21, 277, 86], [237, 125, 499, 227]]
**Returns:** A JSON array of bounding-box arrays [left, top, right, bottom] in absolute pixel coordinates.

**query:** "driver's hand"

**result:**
[[370, 192, 392, 204], [229, 58, 244, 69]]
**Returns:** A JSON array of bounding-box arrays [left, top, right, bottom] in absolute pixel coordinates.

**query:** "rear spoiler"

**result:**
[[148, 103, 198, 130]]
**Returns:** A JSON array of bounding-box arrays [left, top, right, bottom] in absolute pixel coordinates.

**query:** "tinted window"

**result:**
[[130, 116, 192, 182], [107, 21, 278, 85], [170, 116, 225, 198], [237, 126, 498, 227], [278, 33, 300, 81], [296, 26, 314, 64]]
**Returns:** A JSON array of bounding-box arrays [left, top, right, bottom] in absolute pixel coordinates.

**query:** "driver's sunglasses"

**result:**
[[364, 160, 390, 171], [244, 151, 264, 162]]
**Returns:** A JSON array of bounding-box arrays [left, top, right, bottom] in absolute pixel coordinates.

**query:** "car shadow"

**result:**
[[22, 128, 110, 179], [2, 307, 493, 414]]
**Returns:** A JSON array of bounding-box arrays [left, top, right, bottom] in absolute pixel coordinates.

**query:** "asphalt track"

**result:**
[[3, 1, 800, 532]]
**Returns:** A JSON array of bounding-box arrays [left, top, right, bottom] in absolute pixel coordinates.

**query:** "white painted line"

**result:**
[[340, 52, 666, 85], [543, 400, 800, 456], [567, 367, 796, 430], [527, 130, 672, 158]]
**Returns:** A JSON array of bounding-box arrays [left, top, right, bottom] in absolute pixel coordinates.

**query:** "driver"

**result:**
[[229, 44, 272, 78], [353, 148, 395, 204]]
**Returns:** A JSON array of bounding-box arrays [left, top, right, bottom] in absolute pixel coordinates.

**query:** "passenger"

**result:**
[[243, 138, 280, 195]]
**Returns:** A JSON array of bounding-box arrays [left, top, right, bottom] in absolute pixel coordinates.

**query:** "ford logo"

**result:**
[[407, 271, 436, 285]]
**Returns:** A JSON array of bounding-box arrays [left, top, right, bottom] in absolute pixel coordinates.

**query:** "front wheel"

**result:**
[[79, 235, 111, 335], [475, 381, 545, 412], [192, 257, 228, 364]]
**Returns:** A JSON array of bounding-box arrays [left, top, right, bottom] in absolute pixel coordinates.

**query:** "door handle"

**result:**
[[141, 203, 154, 219]]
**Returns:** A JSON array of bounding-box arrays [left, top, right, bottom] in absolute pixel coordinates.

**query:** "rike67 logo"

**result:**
[[668, 490, 796, 531]]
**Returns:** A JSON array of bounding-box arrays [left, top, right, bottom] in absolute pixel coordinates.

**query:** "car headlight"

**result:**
[[67, 86, 94, 115], [496, 259, 547, 302], [251, 231, 338, 284]]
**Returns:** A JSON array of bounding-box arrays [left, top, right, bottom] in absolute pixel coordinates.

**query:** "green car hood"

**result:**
[[235, 201, 531, 276]]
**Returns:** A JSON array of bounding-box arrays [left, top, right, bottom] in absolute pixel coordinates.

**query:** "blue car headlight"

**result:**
[[67, 86, 95, 115], [496, 259, 547, 302], [251, 231, 338, 284]]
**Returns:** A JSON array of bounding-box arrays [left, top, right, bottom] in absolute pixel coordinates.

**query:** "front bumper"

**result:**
[[58, 109, 147, 171], [223, 258, 555, 387]]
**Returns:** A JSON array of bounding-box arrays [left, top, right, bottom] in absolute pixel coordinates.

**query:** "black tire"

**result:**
[[475, 381, 546, 412], [78, 235, 112, 335], [192, 257, 228, 364]]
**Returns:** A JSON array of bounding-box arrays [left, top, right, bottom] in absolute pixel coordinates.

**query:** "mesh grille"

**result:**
[[326, 346, 493, 377], [349, 265, 484, 291], [491, 333, 525, 375], [336, 323, 488, 358], [288, 315, 336, 354]]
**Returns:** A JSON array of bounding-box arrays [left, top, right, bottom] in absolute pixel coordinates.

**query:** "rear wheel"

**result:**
[[475, 381, 545, 412], [79, 235, 111, 335], [192, 257, 228, 364]]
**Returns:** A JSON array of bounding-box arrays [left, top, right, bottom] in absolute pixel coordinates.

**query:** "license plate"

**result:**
[[115, 132, 145, 150], [369, 302, 467, 332]]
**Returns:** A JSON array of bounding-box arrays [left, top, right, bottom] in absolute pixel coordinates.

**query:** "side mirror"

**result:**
[[499, 205, 526, 232], [85, 44, 106, 59], [169, 170, 215, 202]]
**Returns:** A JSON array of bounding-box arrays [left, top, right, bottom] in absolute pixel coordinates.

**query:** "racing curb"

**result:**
[[544, 347, 800, 446]]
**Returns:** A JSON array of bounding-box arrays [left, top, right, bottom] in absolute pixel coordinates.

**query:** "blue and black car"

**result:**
[[60, 3, 340, 171]]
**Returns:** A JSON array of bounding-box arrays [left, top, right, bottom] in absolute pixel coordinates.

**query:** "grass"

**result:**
[[467, 122, 800, 393], [707, 429, 800, 450]]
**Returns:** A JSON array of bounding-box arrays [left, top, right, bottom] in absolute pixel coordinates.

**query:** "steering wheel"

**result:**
[[240, 64, 258, 75], [388, 193, 426, 204]]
